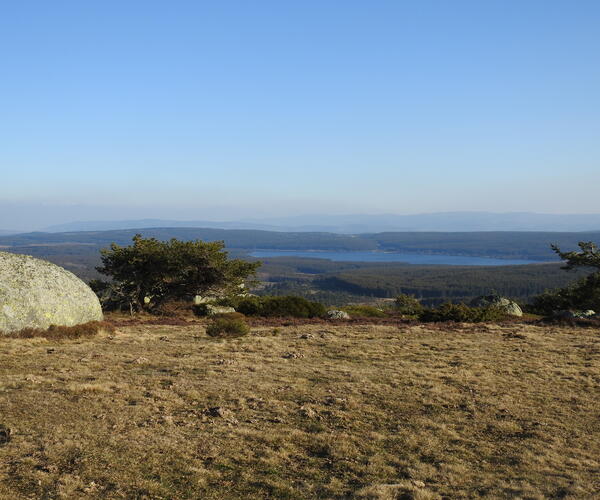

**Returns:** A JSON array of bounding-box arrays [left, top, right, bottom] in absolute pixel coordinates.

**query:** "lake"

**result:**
[[249, 250, 547, 266]]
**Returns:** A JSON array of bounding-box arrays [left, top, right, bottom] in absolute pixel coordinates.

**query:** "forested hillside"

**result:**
[[2, 228, 598, 260]]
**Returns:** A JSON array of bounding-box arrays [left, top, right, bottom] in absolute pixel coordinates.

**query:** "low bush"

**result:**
[[1, 321, 115, 340], [342, 305, 387, 318], [205, 317, 250, 338], [235, 295, 326, 318], [394, 294, 424, 316], [420, 302, 507, 323], [529, 273, 600, 316]]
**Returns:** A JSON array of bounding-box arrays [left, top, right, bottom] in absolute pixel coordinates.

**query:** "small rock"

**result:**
[[282, 351, 304, 359], [206, 305, 236, 316], [327, 310, 350, 320], [299, 333, 313, 339], [204, 407, 238, 424]]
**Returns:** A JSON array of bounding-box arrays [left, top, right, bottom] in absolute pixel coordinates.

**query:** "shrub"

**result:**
[[530, 273, 600, 315], [235, 295, 326, 318], [394, 294, 424, 316], [420, 302, 506, 323], [342, 305, 386, 318], [205, 317, 250, 338]]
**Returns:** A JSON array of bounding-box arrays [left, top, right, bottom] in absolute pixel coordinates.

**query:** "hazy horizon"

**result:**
[[2, 2, 599, 225], [3, 203, 600, 233]]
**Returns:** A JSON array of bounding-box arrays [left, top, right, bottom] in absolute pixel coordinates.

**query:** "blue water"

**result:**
[[250, 250, 545, 266]]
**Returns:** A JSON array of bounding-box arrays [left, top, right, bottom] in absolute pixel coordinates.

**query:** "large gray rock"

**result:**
[[0, 252, 103, 333], [471, 295, 523, 317]]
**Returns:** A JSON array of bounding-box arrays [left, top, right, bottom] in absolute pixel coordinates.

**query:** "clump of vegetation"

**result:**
[[530, 241, 600, 315], [342, 305, 386, 318], [1, 321, 114, 340], [229, 295, 326, 318], [394, 293, 424, 316], [420, 302, 507, 323], [210, 311, 246, 321], [529, 275, 600, 315], [90, 234, 260, 313], [205, 317, 250, 338]]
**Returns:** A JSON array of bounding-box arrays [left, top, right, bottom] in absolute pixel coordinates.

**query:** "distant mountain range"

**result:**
[[41, 212, 600, 234]]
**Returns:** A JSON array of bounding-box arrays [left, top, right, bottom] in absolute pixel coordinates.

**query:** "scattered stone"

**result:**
[[0, 251, 103, 333], [159, 336, 170, 342], [282, 351, 304, 359], [204, 407, 238, 424], [299, 333, 314, 339], [215, 358, 236, 365], [206, 305, 236, 316], [327, 310, 350, 320], [554, 309, 597, 319]]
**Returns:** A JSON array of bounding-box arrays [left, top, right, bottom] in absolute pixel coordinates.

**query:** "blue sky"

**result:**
[[1, 1, 599, 228]]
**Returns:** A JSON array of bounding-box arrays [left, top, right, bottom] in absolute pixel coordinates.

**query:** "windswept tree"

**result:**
[[91, 234, 260, 312], [551, 241, 600, 271], [531, 241, 600, 314]]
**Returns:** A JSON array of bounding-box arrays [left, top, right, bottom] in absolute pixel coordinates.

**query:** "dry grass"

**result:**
[[0, 321, 115, 340], [0, 319, 598, 499]]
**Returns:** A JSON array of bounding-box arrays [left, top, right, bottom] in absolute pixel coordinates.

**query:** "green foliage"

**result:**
[[394, 294, 424, 316], [94, 235, 260, 312], [234, 295, 326, 318], [551, 241, 600, 271], [530, 241, 600, 315], [205, 317, 250, 338], [420, 302, 507, 323], [342, 305, 386, 318], [530, 274, 600, 315], [314, 263, 589, 305]]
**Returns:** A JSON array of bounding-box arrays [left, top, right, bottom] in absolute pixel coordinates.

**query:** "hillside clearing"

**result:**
[[0, 322, 599, 499]]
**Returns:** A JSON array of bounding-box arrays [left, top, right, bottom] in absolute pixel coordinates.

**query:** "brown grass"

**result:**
[[0, 320, 598, 499], [1, 321, 115, 341]]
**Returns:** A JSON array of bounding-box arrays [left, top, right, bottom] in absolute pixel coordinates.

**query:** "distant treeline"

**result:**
[[1, 228, 599, 260], [256, 257, 591, 305], [2, 227, 597, 306]]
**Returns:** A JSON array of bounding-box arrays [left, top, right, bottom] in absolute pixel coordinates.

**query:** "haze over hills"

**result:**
[[40, 212, 600, 234]]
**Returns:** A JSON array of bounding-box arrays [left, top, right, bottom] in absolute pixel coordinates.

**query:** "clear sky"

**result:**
[[1, 1, 599, 229]]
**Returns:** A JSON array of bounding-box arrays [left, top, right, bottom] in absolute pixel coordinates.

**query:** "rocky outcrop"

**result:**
[[0, 252, 103, 333], [470, 295, 523, 317]]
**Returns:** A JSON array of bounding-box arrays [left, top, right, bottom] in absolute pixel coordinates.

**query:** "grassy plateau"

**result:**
[[0, 317, 598, 499]]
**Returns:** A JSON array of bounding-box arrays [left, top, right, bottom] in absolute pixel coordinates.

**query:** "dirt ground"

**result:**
[[0, 320, 599, 499]]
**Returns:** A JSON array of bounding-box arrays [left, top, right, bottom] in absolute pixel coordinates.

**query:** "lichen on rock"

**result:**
[[0, 252, 103, 334]]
